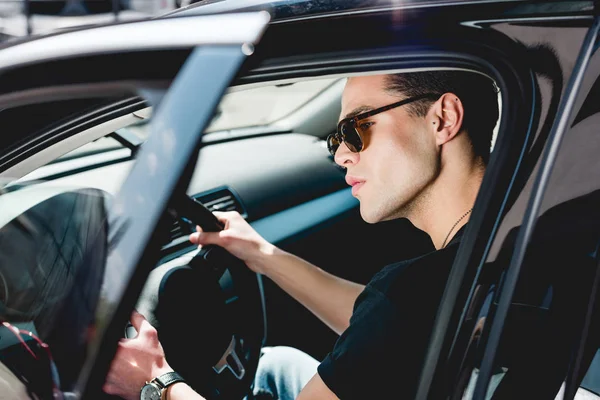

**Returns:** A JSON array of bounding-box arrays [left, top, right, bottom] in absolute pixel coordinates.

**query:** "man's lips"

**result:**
[[346, 176, 366, 195]]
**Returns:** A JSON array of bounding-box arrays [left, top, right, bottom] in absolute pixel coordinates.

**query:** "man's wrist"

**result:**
[[166, 382, 205, 400], [141, 370, 185, 400], [249, 242, 282, 275], [163, 383, 178, 400], [150, 365, 174, 382], [165, 382, 186, 398]]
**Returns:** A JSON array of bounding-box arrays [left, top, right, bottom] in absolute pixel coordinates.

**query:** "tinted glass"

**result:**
[[453, 28, 600, 400], [0, 183, 111, 397], [0, 98, 107, 154], [435, 21, 593, 400], [0, 94, 146, 399]]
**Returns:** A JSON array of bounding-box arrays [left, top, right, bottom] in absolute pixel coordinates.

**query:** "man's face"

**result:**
[[336, 75, 440, 223]]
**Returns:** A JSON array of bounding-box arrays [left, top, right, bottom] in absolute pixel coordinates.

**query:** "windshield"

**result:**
[[92, 78, 340, 142], [206, 78, 338, 132]]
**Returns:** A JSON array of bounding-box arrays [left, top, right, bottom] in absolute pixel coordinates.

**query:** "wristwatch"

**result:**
[[140, 372, 185, 400]]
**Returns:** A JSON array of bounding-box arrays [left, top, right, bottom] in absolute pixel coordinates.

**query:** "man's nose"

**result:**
[[334, 141, 359, 167]]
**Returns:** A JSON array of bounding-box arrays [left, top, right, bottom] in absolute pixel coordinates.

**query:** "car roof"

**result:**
[[173, 0, 480, 21], [171, 0, 593, 22]]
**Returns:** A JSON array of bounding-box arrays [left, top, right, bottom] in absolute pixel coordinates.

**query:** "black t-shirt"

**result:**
[[317, 226, 466, 399]]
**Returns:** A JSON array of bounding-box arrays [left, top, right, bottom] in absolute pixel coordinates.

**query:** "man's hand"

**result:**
[[191, 212, 363, 335], [189, 211, 276, 274], [103, 310, 174, 400]]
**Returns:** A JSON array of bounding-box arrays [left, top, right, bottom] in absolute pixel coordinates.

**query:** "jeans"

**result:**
[[251, 346, 319, 400]]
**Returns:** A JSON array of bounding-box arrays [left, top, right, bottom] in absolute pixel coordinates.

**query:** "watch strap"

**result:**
[[153, 371, 185, 389]]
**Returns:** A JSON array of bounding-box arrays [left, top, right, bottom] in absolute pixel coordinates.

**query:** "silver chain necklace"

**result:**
[[441, 208, 473, 249]]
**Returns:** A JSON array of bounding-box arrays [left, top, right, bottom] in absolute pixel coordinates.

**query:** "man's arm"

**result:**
[[191, 211, 364, 335], [104, 311, 339, 400], [257, 248, 364, 335], [104, 311, 205, 400], [165, 374, 339, 400], [167, 382, 206, 399]]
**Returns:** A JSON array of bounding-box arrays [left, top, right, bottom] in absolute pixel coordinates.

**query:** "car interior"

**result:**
[[0, 25, 600, 399], [0, 71, 458, 397]]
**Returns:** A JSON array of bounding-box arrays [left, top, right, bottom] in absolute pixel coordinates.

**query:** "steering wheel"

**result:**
[[133, 195, 266, 400]]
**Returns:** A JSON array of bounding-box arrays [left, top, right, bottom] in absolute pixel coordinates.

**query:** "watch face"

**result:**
[[140, 383, 162, 400]]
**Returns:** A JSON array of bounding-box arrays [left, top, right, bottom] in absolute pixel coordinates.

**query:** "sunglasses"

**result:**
[[327, 93, 440, 156]]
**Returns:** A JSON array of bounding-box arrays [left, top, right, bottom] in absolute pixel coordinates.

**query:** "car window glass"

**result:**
[[0, 98, 108, 154], [54, 136, 124, 163], [484, 22, 590, 263], [581, 350, 600, 396], [456, 34, 600, 400], [0, 97, 146, 398], [205, 78, 339, 132], [0, 183, 110, 397], [124, 79, 340, 137], [0, 96, 151, 188]]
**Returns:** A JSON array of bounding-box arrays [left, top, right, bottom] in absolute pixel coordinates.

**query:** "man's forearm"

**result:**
[[253, 246, 364, 335]]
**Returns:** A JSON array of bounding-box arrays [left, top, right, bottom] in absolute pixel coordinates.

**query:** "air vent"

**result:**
[[168, 217, 193, 243], [193, 187, 247, 217]]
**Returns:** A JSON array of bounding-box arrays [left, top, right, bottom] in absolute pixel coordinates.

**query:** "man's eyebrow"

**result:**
[[343, 105, 374, 120]]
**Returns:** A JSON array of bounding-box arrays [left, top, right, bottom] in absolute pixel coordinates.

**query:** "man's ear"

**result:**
[[430, 93, 464, 146]]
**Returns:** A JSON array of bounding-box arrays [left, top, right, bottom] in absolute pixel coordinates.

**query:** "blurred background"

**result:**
[[0, 0, 205, 39]]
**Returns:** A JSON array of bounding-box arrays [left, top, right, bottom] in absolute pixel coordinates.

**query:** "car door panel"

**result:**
[[439, 16, 600, 400], [0, 11, 271, 398], [79, 41, 271, 399]]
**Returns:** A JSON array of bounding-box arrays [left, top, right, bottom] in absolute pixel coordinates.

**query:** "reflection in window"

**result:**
[[0, 185, 110, 397]]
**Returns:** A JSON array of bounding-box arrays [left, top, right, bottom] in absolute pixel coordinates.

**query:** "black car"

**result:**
[[0, 0, 599, 399]]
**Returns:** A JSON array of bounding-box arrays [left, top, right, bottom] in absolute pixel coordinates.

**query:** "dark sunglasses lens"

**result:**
[[327, 134, 340, 156], [341, 122, 363, 153]]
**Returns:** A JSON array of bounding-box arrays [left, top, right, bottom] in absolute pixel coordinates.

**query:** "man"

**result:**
[[103, 70, 499, 399]]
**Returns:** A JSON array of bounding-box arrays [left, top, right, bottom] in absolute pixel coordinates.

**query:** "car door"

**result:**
[[0, 12, 269, 399], [420, 11, 600, 400], [465, 17, 600, 400]]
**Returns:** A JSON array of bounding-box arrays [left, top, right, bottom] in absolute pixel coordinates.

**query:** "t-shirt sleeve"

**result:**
[[317, 286, 405, 399], [317, 278, 441, 400]]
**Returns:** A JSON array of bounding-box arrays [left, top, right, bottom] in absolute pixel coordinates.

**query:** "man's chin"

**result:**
[[359, 205, 382, 224], [359, 201, 410, 224]]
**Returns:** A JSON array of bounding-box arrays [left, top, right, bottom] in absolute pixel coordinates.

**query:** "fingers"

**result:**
[[189, 229, 223, 245], [103, 381, 119, 396], [129, 310, 159, 343], [129, 309, 145, 334], [213, 211, 240, 223], [189, 211, 243, 245]]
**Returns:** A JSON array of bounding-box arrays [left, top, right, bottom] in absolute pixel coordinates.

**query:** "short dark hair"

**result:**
[[385, 71, 499, 165]]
